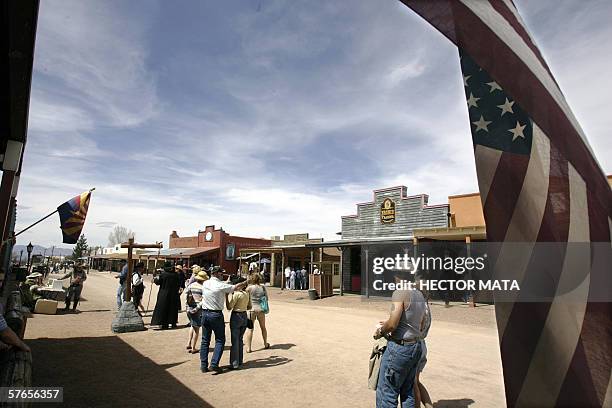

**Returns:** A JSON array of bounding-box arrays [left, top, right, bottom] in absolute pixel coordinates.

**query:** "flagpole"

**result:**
[[13, 209, 59, 239]]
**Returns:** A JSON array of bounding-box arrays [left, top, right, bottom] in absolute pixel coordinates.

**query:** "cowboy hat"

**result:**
[[195, 271, 209, 282]]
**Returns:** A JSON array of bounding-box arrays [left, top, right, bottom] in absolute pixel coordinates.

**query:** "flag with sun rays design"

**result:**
[[57, 191, 92, 244]]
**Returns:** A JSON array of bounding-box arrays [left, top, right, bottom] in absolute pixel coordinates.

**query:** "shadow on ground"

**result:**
[[243, 355, 292, 369], [55, 309, 111, 315], [433, 398, 475, 407], [29, 336, 213, 408], [268, 343, 296, 350]]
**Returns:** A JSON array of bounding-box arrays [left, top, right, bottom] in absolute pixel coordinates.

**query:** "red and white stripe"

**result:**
[[401, 1, 612, 406]]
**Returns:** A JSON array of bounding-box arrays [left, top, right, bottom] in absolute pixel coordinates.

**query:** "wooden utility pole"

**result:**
[[121, 238, 162, 301]]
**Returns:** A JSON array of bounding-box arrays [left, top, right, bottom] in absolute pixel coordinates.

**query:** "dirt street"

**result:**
[[24, 270, 506, 407]]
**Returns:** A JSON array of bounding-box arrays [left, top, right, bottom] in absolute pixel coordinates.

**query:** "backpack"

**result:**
[[260, 286, 270, 314], [183, 285, 193, 306]]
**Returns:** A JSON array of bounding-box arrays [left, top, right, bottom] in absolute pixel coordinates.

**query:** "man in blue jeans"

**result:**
[[198, 267, 248, 373], [114, 260, 128, 308], [374, 273, 426, 408]]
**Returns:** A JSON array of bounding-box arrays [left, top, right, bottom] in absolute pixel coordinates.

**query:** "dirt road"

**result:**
[[25, 270, 506, 407]]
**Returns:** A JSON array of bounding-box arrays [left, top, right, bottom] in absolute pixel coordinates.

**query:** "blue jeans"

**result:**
[[229, 311, 248, 368], [116, 283, 125, 308], [376, 341, 422, 408], [200, 310, 225, 369]]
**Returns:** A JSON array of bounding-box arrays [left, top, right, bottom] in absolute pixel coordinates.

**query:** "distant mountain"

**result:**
[[12, 245, 73, 257]]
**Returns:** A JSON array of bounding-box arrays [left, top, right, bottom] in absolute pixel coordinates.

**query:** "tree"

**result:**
[[107, 225, 135, 247], [72, 234, 89, 260]]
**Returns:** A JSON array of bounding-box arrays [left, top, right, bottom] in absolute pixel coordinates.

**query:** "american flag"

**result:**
[[401, 1, 612, 407]]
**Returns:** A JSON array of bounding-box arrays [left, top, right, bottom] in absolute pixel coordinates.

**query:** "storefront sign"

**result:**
[[380, 198, 396, 224], [225, 243, 236, 260]]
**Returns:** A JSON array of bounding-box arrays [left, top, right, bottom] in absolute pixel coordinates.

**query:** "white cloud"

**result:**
[[386, 60, 426, 86], [32, 0, 159, 130]]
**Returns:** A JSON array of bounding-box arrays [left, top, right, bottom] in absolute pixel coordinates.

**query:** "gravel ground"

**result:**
[[24, 270, 506, 408]]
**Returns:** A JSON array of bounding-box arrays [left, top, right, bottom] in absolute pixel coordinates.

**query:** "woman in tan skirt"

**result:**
[[245, 273, 270, 352]]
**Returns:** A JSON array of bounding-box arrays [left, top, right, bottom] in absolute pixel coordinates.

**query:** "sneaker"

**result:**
[[210, 366, 223, 374], [200, 366, 209, 373]]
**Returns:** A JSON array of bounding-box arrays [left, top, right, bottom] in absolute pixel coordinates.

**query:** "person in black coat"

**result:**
[[176, 265, 187, 311], [151, 262, 181, 329]]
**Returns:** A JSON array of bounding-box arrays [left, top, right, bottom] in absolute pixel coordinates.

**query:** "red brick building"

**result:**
[[169, 225, 271, 274]]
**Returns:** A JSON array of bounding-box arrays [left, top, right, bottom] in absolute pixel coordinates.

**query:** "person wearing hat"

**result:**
[[184, 270, 208, 353], [187, 265, 201, 286], [151, 261, 181, 329], [20, 272, 44, 309], [132, 262, 146, 315], [198, 266, 248, 373], [226, 275, 250, 369], [59, 263, 87, 312]]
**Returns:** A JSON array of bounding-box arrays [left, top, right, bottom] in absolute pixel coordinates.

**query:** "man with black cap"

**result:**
[[198, 266, 248, 373]]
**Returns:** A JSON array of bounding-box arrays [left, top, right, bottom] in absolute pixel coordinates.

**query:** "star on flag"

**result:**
[[467, 93, 480, 108], [508, 121, 526, 141], [497, 98, 515, 116], [473, 115, 492, 132]]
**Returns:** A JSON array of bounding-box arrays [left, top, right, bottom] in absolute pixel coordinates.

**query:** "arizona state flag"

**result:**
[[57, 191, 92, 244]]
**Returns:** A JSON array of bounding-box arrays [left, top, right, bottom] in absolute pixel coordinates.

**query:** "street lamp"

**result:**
[[26, 242, 34, 271]]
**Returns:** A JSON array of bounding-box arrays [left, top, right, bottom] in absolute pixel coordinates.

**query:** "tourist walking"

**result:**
[[295, 267, 302, 290], [300, 266, 308, 290], [184, 270, 208, 353], [151, 262, 181, 329], [59, 264, 87, 311], [132, 262, 146, 315], [187, 264, 201, 286], [226, 276, 250, 369], [283, 266, 291, 290], [289, 269, 296, 290], [374, 271, 426, 408], [245, 273, 270, 353], [115, 259, 128, 308], [198, 266, 248, 373]]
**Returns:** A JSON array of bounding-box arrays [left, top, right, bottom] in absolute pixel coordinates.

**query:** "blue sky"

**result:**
[[15, 0, 612, 248]]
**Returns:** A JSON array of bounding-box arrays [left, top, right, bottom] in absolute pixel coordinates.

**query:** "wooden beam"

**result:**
[[123, 239, 162, 302], [280, 249, 285, 290], [125, 238, 134, 301], [121, 243, 162, 249], [339, 248, 343, 296]]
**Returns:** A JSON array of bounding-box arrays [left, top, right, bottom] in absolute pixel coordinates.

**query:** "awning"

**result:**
[[306, 236, 414, 248], [90, 253, 129, 260], [236, 253, 258, 260], [138, 247, 219, 259], [412, 226, 486, 241]]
